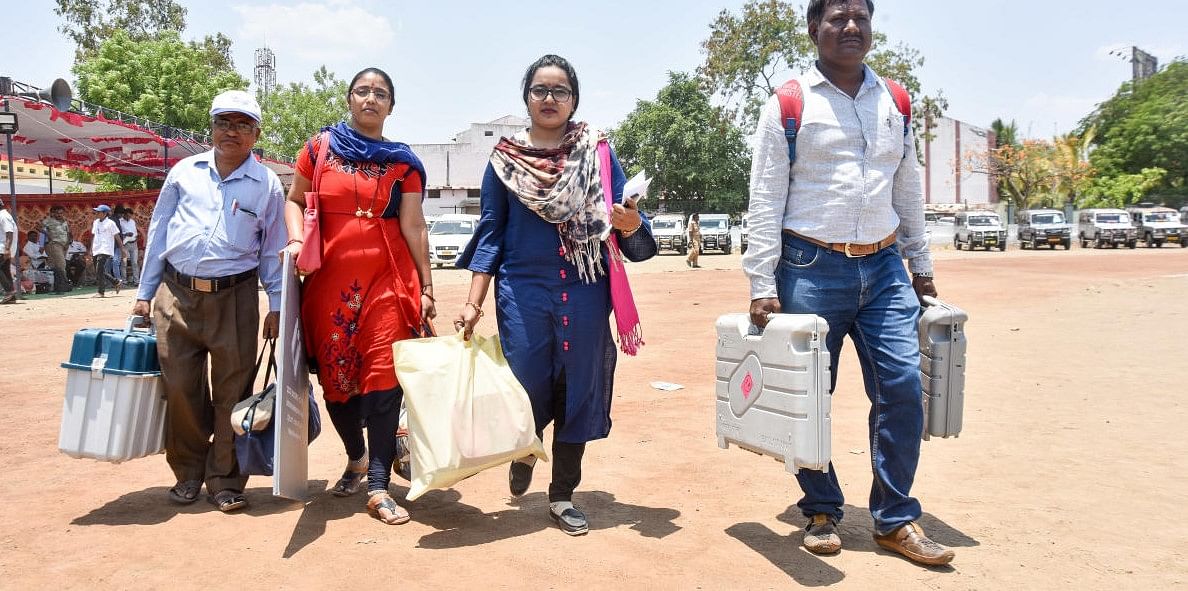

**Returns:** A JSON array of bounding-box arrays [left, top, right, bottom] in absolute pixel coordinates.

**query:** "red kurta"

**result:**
[[296, 139, 424, 404]]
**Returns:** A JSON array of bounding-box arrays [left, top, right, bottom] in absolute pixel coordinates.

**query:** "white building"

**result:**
[[411, 115, 528, 216], [921, 116, 996, 207]]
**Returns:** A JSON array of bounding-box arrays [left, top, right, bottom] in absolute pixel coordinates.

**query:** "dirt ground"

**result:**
[[1, 244, 1186, 590]]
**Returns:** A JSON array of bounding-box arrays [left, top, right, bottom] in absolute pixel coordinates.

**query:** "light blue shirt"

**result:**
[[743, 64, 931, 300], [137, 150, 286, 310]]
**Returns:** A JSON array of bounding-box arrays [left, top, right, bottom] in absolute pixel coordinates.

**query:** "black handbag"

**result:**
[[234, 340, 322, 476]]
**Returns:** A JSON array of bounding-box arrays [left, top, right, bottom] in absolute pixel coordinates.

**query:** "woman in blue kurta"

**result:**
[[455, 54, 656, 536]]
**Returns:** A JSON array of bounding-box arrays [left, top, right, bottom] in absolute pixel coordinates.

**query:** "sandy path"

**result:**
[[1, 246, 1185, 589]]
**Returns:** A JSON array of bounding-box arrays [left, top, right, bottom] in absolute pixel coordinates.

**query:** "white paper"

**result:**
[[623, 170, 651, 204]]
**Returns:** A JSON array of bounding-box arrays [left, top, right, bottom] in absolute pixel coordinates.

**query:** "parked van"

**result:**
[[1125, 205, 1186, 248], [1077, 208, 1135, 249], [651, 213, 687, 254], [1016, 208, 1071, 250], [697, 214, 732, 254], [953, 211, 1006, 251], [428, 213, 478, 268]]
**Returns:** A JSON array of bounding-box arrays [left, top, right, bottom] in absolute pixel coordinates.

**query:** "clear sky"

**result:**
[[6, 0, 1186, 146]]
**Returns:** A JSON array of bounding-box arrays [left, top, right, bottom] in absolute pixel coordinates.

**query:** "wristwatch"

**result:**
[[912, 272, 934, 279]]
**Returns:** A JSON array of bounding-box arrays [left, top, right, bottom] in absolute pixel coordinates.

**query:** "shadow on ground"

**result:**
[[71, 483, 305, 527], [725, 503, 978, 586], [413, 489, 681, 549]]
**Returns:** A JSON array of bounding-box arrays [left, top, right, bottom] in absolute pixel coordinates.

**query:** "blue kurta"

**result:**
[[457, 149, 655, 443]]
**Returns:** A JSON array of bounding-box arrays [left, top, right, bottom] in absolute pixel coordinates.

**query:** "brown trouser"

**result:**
[[45, 242, 68, 292], [687, 237, 701, 266], [154, 271, 259, 493]]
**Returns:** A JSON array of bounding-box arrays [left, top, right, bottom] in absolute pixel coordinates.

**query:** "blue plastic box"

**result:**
[[59, 319, 166, 463]]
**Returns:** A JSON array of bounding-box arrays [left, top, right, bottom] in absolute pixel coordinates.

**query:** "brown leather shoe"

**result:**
[[802, 514, 841, 554], [874, 522, 955, 566]]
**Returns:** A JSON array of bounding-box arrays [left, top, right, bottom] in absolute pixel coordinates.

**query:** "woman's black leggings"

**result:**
[[325, 386, 402, 493]]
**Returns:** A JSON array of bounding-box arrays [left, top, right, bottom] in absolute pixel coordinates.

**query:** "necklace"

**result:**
[[352, 168, 380, 218]]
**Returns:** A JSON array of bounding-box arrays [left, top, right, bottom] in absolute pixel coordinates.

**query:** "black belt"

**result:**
[[166, 263, 257, 294]]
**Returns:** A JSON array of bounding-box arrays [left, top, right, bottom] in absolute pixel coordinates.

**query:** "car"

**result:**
[[953, 211, 1006, 251], [1126, 205, 1186, 248], [924, 212, 940, 225], [1077, 208, 1136, 249], [697, 214, 732, 254], [1016, 208, 1071, 250], [428, 214, 478, 268], [740, 215, 750, 253], [936, 216, 955, 225], [651, 214, 687, 255]]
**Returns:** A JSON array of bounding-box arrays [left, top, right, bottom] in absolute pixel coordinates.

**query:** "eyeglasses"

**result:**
[[528, 85, 573, 103], [211, 118, 258, 134], [351, 87, 391, 102]]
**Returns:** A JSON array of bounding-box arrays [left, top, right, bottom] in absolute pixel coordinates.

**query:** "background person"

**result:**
[[116, 205, 140, 286], [686, 212, 702, 268], [0, 198, 15, 304], [455, 54, 656, 536], [282, 67, 434, 526], [741, 0, 952, 566], [42, 205, 72, 292], [89, 205, 123, 298], [132, 90, 286, 513]]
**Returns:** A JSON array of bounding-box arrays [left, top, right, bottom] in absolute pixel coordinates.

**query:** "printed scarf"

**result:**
[[490, 122, 609, 283]]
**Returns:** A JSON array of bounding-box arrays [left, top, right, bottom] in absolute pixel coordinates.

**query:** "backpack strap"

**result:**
[[883, 78, 912, 137], [774, 79, 805, 165]]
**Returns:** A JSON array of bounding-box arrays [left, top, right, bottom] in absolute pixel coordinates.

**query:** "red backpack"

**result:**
[[775, 77, 911, 164]]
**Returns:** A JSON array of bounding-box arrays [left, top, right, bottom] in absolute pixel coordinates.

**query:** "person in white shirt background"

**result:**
[[0, 197, 17, 304], [88, 204, 123, 297], [116, 205, 140, 285]]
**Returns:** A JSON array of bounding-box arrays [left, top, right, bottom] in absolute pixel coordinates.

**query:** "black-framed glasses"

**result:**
[[211, 118, 257, 134], [528, 85, 573, 103], [351, 86, 391, 102]]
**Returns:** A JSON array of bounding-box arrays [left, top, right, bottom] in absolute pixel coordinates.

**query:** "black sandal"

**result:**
[[208, 489, 247, 512], [168, 480, 202, 505]]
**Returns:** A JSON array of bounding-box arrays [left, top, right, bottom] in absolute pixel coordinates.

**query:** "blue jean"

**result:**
[[774, 232, 924, 534]]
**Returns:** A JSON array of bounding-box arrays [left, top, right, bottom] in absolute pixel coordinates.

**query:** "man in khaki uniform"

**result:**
[[686, 213, 702, 268]]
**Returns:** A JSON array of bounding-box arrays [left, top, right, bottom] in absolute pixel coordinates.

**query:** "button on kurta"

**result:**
[[561, 292, 569, 303], [563, 341, 570, 351], [562, 315, 569, 326], [559, 269, 567, 279]]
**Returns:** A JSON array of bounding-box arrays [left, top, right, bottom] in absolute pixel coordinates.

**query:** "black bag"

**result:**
[[234, 340, 322, 476]]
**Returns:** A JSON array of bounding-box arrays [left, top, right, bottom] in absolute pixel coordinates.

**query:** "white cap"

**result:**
[[209, 90, 261, 122]]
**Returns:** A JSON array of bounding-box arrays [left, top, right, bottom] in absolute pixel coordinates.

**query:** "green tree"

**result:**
[[1080, 168, 1167, 209], [256, 67, 348, 158], [54, 0, 187, 59], [1081, 60, 1188, 199], [609, 72, 751, 215], [697, 0, 944, 136], [989, 118, 1019, 149], [73, 30, 248, 134]]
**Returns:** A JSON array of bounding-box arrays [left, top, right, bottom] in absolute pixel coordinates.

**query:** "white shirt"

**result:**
[[67, 240, 87, 255], [23, 241, 46, 266], [91, 218, 122, 257], [741, 64, 932, 300], [117, 217, 139, 245], [0, 209, 15, 256]]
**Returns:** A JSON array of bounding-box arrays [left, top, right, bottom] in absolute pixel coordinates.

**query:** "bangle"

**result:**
[[465, 301, 484, 317], [620, 219, 643, 238], [286, 238, 304, 246], [420, 283, 433, 294], [421, 293, 436, 303]]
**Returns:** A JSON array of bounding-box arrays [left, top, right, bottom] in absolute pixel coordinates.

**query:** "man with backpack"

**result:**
[[740, 0, 952, 566]]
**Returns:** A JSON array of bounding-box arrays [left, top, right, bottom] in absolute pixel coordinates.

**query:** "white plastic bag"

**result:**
[[393, 332, 547, 501]]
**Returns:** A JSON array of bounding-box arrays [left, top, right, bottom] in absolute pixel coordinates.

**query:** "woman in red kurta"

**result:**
[[284, 67, 434, 525]]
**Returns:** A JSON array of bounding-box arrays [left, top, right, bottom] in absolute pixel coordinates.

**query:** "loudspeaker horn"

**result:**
[[25, 79, 73, 112]]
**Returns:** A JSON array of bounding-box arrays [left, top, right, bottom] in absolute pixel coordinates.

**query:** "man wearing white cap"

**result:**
[[132, 90, 286, 513], [89, 204, 123, 297]]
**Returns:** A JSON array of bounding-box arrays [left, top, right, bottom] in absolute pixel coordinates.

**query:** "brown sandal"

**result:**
[[367, 492, 410, 525]]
